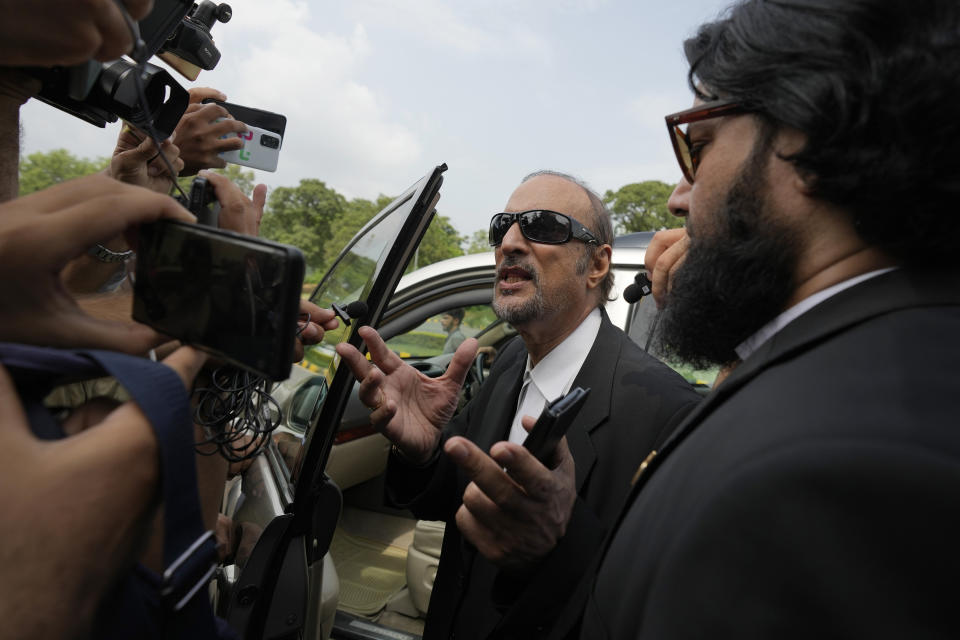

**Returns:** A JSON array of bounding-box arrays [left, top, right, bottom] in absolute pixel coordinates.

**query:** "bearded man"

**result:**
[[556, 0, 960, 637]]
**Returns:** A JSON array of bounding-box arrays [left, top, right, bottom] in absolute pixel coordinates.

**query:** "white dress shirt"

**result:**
[[507, 308, 603, 444], [735, 267, 897, 362]]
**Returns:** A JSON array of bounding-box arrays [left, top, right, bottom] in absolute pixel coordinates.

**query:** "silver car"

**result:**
[[215, 165, 713, 640]]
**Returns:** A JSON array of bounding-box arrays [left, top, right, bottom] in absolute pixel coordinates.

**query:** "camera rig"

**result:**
[[26, 1, 232, 139]]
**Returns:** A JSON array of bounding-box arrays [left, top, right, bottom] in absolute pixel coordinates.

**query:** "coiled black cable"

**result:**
[[192, 366, 282, 462]]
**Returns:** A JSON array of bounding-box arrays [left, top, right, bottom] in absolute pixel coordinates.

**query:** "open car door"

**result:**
[[217, 164, 447, 640]]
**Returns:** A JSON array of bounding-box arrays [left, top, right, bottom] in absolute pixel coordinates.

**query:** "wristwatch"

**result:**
[[87, 243, 135, 263]]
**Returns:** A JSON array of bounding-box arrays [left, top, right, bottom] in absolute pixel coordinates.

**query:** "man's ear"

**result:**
[[586, 244, 612, 290]]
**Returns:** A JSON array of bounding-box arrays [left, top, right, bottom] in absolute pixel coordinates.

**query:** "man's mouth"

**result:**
[[499, 266, 533, 284]]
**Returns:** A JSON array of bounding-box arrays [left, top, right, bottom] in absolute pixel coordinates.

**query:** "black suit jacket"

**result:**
[[574, 268, 960, 639], [386, 309, 700, 640]]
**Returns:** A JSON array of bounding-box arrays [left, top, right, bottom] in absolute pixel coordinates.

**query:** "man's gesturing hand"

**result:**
[[447, 419, 577, 571], [336, 325, 479, 464]]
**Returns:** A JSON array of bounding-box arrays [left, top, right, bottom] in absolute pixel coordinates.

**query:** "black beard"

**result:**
[[655, 156, 799, 368]]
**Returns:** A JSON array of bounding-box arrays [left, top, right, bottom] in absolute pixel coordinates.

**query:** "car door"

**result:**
[[216, 164, 446, 640]]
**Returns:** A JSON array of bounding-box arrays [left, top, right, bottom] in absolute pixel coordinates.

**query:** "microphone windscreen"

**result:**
[[343, 300, 368, 319]]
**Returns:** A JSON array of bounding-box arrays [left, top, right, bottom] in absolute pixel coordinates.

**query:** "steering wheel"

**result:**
[[458, 352, 487, 409]]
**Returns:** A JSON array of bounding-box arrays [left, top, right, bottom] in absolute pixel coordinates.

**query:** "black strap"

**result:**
[[0, 343, 222, 640]]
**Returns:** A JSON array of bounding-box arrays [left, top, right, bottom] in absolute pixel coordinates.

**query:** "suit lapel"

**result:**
[[566, 311, 619, 492], [474, 339, 527, 453], [628, 267, 960, 497]]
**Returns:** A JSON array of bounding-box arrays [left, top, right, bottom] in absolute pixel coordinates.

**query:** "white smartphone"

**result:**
[[218, 123, 282, 172]]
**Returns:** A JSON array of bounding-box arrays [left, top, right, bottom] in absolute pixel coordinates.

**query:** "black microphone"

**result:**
[[623, 272, 653, 303], [332, 300, 369, 325]]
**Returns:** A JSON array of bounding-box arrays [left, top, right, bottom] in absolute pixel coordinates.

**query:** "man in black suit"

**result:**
[[561, 1, 960, 637], [337, 170, 700, 639]]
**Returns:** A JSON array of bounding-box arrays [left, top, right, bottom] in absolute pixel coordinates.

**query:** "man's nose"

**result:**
[[498, 221, 529, 254], [668, 176, 691, 218]]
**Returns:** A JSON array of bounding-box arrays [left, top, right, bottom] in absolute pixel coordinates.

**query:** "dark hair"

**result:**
[[444, 308, 465, 322], [521, 170, 616, 304], [685, 0, 960, 266]]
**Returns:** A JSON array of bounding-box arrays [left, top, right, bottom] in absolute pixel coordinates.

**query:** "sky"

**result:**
[[20, 0, 735, 240]]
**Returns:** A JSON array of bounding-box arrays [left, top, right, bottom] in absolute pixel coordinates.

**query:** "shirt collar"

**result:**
[[524, 307, 603, 403], [735, 267, 898, 362]]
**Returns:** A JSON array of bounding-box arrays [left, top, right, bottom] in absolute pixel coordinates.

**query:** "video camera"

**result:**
[[26, 0, 232, 139]]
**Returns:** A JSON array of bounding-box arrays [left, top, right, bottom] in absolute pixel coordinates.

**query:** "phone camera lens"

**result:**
[[260, 135, 280, 149]]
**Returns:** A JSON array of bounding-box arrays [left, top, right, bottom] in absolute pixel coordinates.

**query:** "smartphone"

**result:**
[[522, 387, 591, 465], [133, 220, 305, 381], [176, 176, 220, 226], [218, 124, 282, 172], [202, 98, 287, 140]]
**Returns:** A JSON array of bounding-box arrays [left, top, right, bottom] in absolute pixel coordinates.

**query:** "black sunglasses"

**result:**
[[488, 210, 600, 247]]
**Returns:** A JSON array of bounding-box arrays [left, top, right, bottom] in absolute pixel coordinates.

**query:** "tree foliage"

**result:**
[[259, 178, 347, 276], [408, 214, 464, 272], [464, 229, 491, 254], [603, 180, 682, 233], [19, 149, 108, 195], [320, 194, 395, 271]]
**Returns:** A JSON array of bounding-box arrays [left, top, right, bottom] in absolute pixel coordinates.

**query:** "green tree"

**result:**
[[408, 214, 464, 272], [603, 180, 682, 233], [320, 194, 395, 270], [18, 149, 108, 196], [464, 229, 491, 254], [259, 178, 347, 276]]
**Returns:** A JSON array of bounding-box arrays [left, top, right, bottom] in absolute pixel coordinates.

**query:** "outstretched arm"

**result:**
[[0, 173, 195, 353]]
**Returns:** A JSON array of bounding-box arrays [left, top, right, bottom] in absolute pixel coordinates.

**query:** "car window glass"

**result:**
[[385, 305, 496, 358], [273, 192, 425, 484], [626, 287, 719, 389]]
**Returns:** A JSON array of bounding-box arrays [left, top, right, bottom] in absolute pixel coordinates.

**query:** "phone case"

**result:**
[[202, 99, 287, 139], [219, 123, 282, 172], [133, 220, 305, 380]]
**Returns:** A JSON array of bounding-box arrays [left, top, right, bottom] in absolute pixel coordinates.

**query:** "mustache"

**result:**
[[497, 256, 538, 279]]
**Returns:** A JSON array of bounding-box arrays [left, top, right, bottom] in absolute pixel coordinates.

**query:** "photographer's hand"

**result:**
[[108, 125, 185, 194], [294, 300, 339, 362], [174, 90, 248, 176], [202, 170, 266, 236], [0, 345, 206, 639], [0, 174, 195, 353], [0, 0, 153, 67]]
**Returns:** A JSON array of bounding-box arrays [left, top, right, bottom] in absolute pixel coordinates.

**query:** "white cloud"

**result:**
[[206, 1, 422, 196], [346, 0, 554, 63], [20, 0, 423, 201]]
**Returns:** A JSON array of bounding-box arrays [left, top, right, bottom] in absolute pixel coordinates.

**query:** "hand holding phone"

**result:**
[[133, 220, 305, 380], [217, 123, 282, 172], [201, 98, 287, 172], [522, 387, 591, 465]]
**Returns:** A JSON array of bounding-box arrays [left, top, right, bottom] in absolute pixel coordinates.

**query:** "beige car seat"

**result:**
[[405, 520, 445, 614]]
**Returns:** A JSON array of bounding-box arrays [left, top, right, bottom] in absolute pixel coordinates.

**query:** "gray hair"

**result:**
[[521, 170, 615, 304]]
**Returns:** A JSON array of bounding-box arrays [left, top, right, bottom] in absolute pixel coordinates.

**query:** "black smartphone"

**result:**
[[522, 387, 591, 465], [133, 220, 305, 381], [176, 176, 220, 226], [202, 98, 287, 141]]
